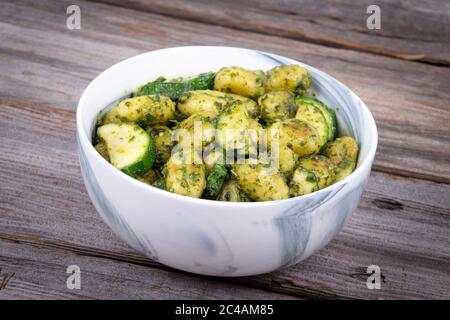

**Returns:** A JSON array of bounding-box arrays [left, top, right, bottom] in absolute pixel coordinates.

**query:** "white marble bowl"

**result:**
[[77, 46, 378, 276]]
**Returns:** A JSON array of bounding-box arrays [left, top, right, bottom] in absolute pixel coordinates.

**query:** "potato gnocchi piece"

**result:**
[[101, 95, 175, 126], [276, 146, 299, 175], [177, 90, 259, 118], [174, 113, 216, 148], [234, 163, 289, 201], [265, 65, 312, 94], [299, 155, 335, 189], [267, 119, 322, 158], [321, 136, 359, 181], [258, 90, 296, 123], [218, 179, 251, 202], [290, 155, 335, 196], [214, 66, 265, 99], [177, 90, 226, 116], [216, 102, 262, 154], [164, 149, 206, 198]]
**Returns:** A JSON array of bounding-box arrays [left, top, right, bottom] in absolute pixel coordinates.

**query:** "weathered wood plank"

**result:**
[[1, 0, 450, 183], [0, 238, 294, 300], [96, 0, 450, 65], [1, 101, 449, 299]]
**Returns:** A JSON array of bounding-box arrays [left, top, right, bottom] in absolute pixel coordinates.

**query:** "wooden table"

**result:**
[[1, 0, 449, 299]]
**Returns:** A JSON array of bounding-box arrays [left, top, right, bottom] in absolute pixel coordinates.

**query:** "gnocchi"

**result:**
[[214, 66, 265, 99], [265, 65, 312, 94], [258, 90, 296, 123], [94, 65, 359, 201]]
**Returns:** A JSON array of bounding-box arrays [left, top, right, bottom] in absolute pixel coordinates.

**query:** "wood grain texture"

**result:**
[[1, 0, 449, 183], [96, 0, 450, 65], [0, 238, 294, 300], [1, 101, 449, 299]]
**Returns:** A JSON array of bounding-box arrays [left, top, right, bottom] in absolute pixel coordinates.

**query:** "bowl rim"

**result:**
[[77, 45, 378, 208]]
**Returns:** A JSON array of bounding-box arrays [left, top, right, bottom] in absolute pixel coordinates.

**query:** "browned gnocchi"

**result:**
[[214, 66, 265, 99]]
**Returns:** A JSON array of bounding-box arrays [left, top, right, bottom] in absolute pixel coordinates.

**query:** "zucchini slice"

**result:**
[[295, 98, 329, 148], [295, 96, 336, 142], [203, 164, 229, 200], [97, 123, 155, 178], [135, 72, 215, 100]]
